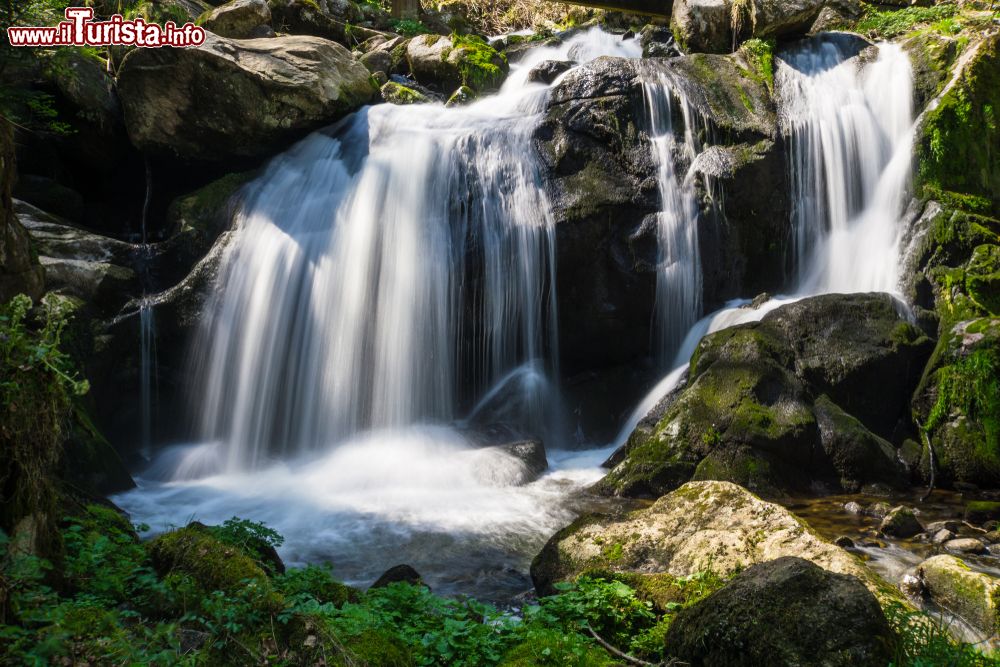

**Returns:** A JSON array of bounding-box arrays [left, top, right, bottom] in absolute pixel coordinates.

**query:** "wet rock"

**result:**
[[597, 294, 929, 498], [844, 501, 864, 515], [925, 520, 962, 534], [866, 501, 892, 520], [380, 81, 430, 105], [116, 33, 377, 161], [497, 439, 548, 480], [944, 538, 988, 555], [900, 572, 925, 600], [917, 554, 1000, 636], [526, 59, 574, 85], [445, 85, 474, 106], [371, 564, 424, 589], [965, 500, 1000, 524], [985, 530, 1000, 544], [664, 557, 893, 667], [200, 0, 272, 38], [531, 481, 895, 603], [638, 24, 679, 58], [879, 506, 923, 539], [932, 529, 957, 545], [834, 536, 855, 549]]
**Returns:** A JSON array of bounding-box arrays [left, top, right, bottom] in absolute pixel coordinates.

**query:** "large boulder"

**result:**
[[671, 0, 859, 54], [116, 33, 377, 161], [596, 294, 931, 498], [531, 480, 896, 603], [405, 33, 508, 93], [536, 53, 785, 384], [915, 554, 1000, 637], [199, 0, 272, 38], [267, 0, 367, 43], [664, 557, 893, 667], [16, 200, 137, 315]]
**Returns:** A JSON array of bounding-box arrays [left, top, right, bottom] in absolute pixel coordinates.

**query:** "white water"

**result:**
[[780, 35, 914, 294], [641, 69, 703, 362], [185, 33, 645, 472], [117, 33, 917, 600], [117, 29, 641, 598]]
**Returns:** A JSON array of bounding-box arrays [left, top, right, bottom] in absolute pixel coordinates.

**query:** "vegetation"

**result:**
[[0, 295, 89, 557], [449, 33, 507, 91], [852, 2, 958, 39], [2, 510, 997, 665]]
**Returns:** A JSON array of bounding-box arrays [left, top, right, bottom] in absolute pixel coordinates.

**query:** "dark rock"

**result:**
[[0, 120, 44, 302], [664, 557, 893, 667], [639, 24, 679, 58], [597, 294, 931, 498], [13, 175, 85, 222], [497, 439, 548, 479], [834, 536, 855, 549], [965, 500, 1000, 525], [116, 33, 377, 161], [371, 564, 424, 589], [526, 59, 575, 84], [879, 506, 923, 539]]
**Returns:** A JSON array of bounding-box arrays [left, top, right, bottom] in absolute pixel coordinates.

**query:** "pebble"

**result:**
[[867, 502, 892, 520], [925, 520, 961, 534], [844, 501, 864, 515]]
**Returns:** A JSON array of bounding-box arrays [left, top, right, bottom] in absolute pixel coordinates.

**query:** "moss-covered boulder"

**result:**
[[116, 33, 377, 161], [664, 557, 893, 667], [966, 500, 1000, 525], [916, 554, 1000, 637], [380, 81, 430, 105], [598, 294, 929, 498], [879, 506, 923, 538], [267, 0, 371, 44], [912, 317, 1000, 486], [530, 481, 896, 604], [147, 524, 281, 607], [405, 33, 507, 93], [917, 32, 1000, 218]]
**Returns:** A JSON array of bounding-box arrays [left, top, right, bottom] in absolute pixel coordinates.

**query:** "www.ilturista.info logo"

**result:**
[[7, 7, 206, 48]]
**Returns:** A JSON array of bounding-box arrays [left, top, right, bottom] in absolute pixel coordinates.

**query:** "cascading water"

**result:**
[[117, 29, 642, 598], [779, 35, 914, 294], [641, 68, 704, 362]]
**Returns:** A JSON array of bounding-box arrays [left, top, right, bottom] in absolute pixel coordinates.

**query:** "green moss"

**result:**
[[448, 33, 507, 91], [739, 38, 775, 91], [918, 34, 1000, 217], [380, 81, 430, 105], [853, 2, 958, 39], [147, 525, 282, 610], [499, 629, 616, 666]]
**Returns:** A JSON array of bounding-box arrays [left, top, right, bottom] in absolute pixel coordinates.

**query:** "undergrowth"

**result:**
[[853, 2, 958, 39], [1, 510, 997, 666]]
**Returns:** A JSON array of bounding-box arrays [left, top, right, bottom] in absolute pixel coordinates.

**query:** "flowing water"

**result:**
[[117, 32, 933, 601]]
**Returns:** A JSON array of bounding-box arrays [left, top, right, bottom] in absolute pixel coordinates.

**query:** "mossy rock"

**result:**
[[598, 294, 927, 498], [664, 557, 893, 667], [965, 500, 1000, 524], [917, 33, 1000, 217], [380, 81, 430, 105], [166, 171, 253, 257], [532, 481, 900, 607], [59, 403, 135, 496], [913, 318, 1000, 486], [918, 554, 1000, 636], [147, 524, 281, 609]]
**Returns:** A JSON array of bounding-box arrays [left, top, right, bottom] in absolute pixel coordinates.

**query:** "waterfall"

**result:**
[[641, 69, 704, 363], [191, 30, 641, 472], [778, 35, 914, 294], [139, 300, 157, 459]]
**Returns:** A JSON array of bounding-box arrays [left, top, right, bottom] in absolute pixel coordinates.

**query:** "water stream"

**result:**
[[116, 31, 950, 602]]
